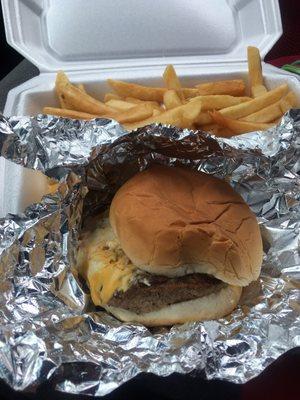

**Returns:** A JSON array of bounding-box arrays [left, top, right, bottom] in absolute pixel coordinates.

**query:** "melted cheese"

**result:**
[[77, 217, 136, 306]]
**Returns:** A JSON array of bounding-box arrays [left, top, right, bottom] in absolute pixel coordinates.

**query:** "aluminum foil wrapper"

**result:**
[[0, 111, 300, 396]]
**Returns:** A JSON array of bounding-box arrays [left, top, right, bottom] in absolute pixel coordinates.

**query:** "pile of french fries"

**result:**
[[43, 46, 298, 137]]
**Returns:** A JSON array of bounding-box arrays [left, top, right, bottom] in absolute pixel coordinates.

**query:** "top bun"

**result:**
[[109, 165, 263, 286]]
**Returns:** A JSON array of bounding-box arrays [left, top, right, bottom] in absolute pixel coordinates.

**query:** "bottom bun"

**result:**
[[105, 285, 242, 327]]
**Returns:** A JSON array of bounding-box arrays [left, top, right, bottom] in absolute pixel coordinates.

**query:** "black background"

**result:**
[[0, 5, 22, 79], [0, 1, 300, 399]]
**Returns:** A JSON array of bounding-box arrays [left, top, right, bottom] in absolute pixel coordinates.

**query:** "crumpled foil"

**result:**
[[0, 111, 299, 396]]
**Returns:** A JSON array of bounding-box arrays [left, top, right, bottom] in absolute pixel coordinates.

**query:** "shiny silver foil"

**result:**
[[0, 111, 299, 396]]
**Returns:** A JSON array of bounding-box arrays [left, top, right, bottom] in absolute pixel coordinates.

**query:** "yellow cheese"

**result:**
[[77, 217, 136, 306], [89, 261, 134, 305]]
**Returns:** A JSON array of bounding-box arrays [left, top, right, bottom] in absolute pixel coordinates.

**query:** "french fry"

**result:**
[[108, 79, 166, 102], [163, 90, 182, 109], [61, 83, 116, 115], [124, 97, 162, 110], [279, 91, 298, 111], [272, 118, 282, 125], [163, 65, 185, 101], [251, 85, 268, 98], [47, 46, 292, 138], [43, 107, 98, 120], [194, 112, 213, 125], [182, 88, 201, 98], [210, 111, 274, 135], [55, 71, 72, 109], [55, 71, 115, 115], [105, 99, 162, 117], [105, 99, 136, 111], [195, 84, 289, 125], [241, 91, 298, 123], [108, 79, 199, 102], [162, 98, 202, 124], [152, 109, 162, 116], [56, 71, 69, 93], [182, 102, 202, 127], [77, 84, 87, 93], [58, 96, 69, 109], [106, 103, 154, 123], [104, 93, 122, 102], [125, 97, 158, 106], [124, 97, 144, 104], [56, 74, 88, 107], [195, 79, 245, 96], [247, 46, 267, 97], [222, 84, 288, 118], [200, 123, 220, 135], [190, 95, 251, 110], [217, 128, 235, 138], [123, 100, 202, 131]]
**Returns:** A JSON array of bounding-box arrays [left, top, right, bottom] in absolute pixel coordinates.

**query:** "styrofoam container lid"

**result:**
[[2, 0, 282, 72]]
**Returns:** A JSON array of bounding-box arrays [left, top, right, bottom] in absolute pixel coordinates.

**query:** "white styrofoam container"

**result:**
[[1, 0, 300, 217]]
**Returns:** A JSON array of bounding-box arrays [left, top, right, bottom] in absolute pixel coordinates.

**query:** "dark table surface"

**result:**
[[1, 0, 300, 399]]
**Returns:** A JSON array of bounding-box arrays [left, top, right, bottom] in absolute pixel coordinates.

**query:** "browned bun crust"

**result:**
[[109, 165, 263, 286]]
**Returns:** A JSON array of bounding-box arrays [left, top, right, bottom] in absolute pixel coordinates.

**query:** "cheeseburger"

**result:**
[[78, 165, 263, 326]]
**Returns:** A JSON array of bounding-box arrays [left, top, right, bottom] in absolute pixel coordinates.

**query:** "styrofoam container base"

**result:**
[[4, 64, 300, 117], [1, 64, 299, 218], [0, 160, 51, 217]]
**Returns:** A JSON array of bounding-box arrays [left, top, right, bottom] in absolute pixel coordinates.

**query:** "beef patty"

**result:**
[[108, 273, 227, 314]]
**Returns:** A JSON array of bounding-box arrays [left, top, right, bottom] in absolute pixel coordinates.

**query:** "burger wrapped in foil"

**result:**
[[0, 111, 299, 396]]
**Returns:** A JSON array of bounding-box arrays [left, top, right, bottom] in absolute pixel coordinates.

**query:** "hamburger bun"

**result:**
[[109, 164, 263, 287]]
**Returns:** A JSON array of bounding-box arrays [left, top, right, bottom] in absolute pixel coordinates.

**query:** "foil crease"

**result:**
[[0, 111, 299, 396]]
